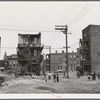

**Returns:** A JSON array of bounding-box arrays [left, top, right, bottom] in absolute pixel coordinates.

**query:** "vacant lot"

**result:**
[[0, 72, 100, 94]]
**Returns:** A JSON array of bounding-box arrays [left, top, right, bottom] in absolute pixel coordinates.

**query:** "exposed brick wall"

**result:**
[[90, 25, 100, 73], [50, 52, 77, 72], [82, 25, 100, 74]]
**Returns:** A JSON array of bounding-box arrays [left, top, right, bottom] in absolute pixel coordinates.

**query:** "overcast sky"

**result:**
[[0, 1, 100, 59]]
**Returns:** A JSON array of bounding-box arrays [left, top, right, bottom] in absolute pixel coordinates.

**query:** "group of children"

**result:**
[[43, 72, 59, 82]]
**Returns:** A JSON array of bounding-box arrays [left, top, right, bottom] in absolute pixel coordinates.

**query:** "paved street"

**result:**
[[0, 72, 100, 94]]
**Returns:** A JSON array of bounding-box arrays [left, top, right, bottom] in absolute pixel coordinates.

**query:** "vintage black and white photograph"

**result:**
[[0, 1, 100, 95]]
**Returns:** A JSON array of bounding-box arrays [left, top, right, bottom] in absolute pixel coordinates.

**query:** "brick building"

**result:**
[[0, 60, 5, 72], [17, 33, 43, 75], [4, 52, 18, 72], [46, 51, 77, 72], [81, 25, 100, 74]]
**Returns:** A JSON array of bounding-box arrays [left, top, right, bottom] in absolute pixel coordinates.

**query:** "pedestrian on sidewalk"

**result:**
[[57, 73, 59, 82]]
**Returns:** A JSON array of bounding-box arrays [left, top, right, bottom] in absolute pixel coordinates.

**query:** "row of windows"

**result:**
[[52, 60, 66, 64], [9, 63, 18, 67], [51, 55, 76, 59], [19, 37, 39, 45], [53, 66, 63, 70], [52, 60, 76, 64]]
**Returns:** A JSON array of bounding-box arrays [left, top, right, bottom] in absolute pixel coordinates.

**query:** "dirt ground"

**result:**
[[0, 72, 100, 94]]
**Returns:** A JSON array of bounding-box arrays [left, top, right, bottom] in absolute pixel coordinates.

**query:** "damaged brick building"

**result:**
[[17, 33, 43, 75]]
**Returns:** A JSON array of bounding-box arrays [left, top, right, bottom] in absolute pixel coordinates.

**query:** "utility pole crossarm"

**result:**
[[55, 28, 66, 31]]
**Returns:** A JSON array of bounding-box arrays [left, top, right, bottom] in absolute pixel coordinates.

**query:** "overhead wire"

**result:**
[[0, 27, 62, 33], [59, 3, 78, 25], [67, 3, 89, 26], [69, 42, 79, 48], [61, 3, 81, 25], [0, 42, 79, 50], [52, 3, 87, 48], [51, 4, 80, 47], [51, 3, 74, 47], [69, 3, 95, 27], [64, 3, 83, 25], [1, 3, 93, 52], [56, 3, 71, 24], [53, 3, 95, 52], [43, 4, 73, 45]]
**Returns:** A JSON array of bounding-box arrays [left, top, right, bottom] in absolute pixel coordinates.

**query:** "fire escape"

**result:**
[[17, 33, 44, 75], [82, 30, 91, 74]]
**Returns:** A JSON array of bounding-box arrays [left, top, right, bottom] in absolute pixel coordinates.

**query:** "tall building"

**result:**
[[82, 25, 100, 74], [46, 51, 77, 72], [17, 33, 44, 75]]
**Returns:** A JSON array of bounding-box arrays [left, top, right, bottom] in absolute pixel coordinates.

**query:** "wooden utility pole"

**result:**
[[55, 25, 69, 79]]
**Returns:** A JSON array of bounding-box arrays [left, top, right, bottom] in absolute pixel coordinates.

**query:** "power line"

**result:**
[[61, 3, 81, 24], [65, 3, 84, 25], [52, 3, 88, 47], [68, 3, 91, 26], [69, 3, 95, 27], [0, 27, 62, 33], [0, 42, 79, 50], [69, 42, 79, 47], [1, 47, 17, 49], [59, 3, 78, 24], [50, 32, 62, 47], [56, 3, 71, 24]]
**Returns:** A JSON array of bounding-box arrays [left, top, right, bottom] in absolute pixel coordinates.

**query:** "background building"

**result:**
[[4, 52, 18, 73], [46, 51, 77, 73], [0, 60, 5, 72], [17, 33, 43, 75], [81, 25, 100, 74]]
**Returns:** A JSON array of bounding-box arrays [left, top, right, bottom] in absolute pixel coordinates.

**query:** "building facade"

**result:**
[[46, 51, 77, 72], [81, 25, 100, 74], [17, 33, 43, 75], [0, 60, 5, 72], [4, 52, 18, 72]]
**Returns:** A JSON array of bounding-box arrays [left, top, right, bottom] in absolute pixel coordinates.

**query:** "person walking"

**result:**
[[63, 72, 66, 78], [43, 72, 47, 82], [44, 73, 47, 82], [48, 74, 51, 80], [91, 72, 96, 80], [57, 73, 59, 82], [53, 73, 56, 82], [77, 71, 80, 78]]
